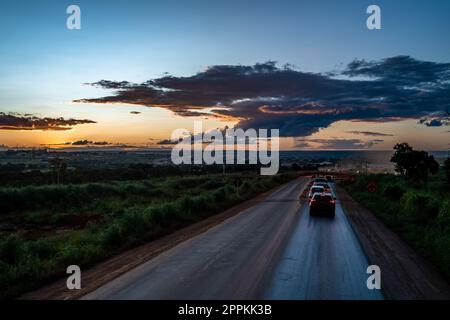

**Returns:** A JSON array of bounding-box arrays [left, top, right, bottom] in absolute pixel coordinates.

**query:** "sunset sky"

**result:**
[[1, 0, 449, 150]]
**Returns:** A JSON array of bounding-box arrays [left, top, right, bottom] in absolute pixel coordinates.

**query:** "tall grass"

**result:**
[[0, 172, 297, 298]]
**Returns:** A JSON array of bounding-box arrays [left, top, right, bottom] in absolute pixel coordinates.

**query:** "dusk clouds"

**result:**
[[345, 131, 394, 137], [296, 138, 385, 150], [70, 140, 110, 146], [75, 56, 450, 137], [0, 112, 96, 131]]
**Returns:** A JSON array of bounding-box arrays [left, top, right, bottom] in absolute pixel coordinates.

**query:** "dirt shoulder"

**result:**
[[336, 185, 450, 300], [20, 178, 301, 300]]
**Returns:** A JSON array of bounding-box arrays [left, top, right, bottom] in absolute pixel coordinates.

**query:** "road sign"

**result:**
[[367, 182, 378, 193]]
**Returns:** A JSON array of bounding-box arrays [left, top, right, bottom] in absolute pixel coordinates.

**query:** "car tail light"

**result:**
[[330, 199, 336, 204]]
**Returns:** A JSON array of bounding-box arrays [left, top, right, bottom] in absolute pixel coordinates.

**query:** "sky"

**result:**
[[0, 0, 449, 150]]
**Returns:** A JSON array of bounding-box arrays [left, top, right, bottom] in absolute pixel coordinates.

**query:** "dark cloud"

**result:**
[[71, 140, 91, 145], [157, 138, 179, 145], [346, 131, 394, 137], [342, 56, 450, 86], [425, 119, 444, 127], [0, 112, 96, 131], [419, 115, 450, 127], [70, 140, 110, 146], [45, 140, 111, 146], [296, 138, 384, 149], [366, 139, 385, 147], [75, 56, 450, 137], [88, 80, 133, 89]]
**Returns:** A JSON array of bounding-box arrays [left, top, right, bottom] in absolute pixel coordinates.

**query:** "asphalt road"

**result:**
[[265, 186, 383, 300], [83, 178, 383, 300]]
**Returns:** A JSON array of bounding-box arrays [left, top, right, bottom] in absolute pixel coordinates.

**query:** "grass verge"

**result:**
[[341, 173, 450, 282], [0, 172, 297, 299]]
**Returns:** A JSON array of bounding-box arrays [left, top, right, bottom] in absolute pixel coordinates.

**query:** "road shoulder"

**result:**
[[336, 185, 450, 299]]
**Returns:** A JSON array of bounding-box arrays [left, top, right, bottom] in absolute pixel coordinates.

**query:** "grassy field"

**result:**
[[342, 172, 450, 282], [0, 172, 297, 299]]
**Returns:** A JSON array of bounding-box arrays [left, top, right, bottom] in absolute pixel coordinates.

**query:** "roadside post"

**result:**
[[234, 176, 243, 197]]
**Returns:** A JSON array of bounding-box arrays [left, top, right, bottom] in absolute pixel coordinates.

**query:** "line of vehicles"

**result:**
[[306, 175, 336, 218]]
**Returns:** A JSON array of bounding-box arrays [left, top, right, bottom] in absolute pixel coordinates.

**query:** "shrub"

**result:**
[[400, 191, 439, 223], [100, 223, 124, 249], [200, 179, 224, 189], [26, 239, 58, 260], [0, 235, 25, 265], [119, 211, 151, 240], [436, 200, 450, 229], [166, 176, 210, 190], [241, 181, 253, 191], [382, 183, 406, 200]]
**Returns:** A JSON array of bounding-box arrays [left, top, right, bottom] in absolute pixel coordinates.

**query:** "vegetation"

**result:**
[[0, 162, 296, 187], [342, 144, 450, 281], [444, 157, 450, 184], [0, 164, 205, 186], [0, 171, 297, 298], [390, 143, 439, 185]]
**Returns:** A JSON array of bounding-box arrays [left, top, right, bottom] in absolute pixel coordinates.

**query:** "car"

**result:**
[[308, 185, 325, 199], [313, 177, 328, 184], [312, 181, 331, 192], [309, 193, 336, 217]]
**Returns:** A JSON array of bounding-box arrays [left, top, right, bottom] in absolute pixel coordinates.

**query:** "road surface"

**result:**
[[83, 178, 383, 300], [265, 186, 382, 299]]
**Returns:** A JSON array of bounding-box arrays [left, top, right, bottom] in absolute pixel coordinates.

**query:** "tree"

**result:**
[[390, 143, 413, 176], [390, 143, 439, 184], [444, 157, 450, 184]]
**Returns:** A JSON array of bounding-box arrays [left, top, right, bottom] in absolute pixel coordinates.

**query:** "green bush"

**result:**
[[119, 211, 151, 241], [0, 235, 25, 265], [26, 238, 58, 260], [400, 191, 440, 223], [200, 179, 224, 189], [100, 223, 124, 249], [0, 180, 162, 215], [382, 183, 406, 200], [166, 176, 211, 190], [437, 200, 450, 229]]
